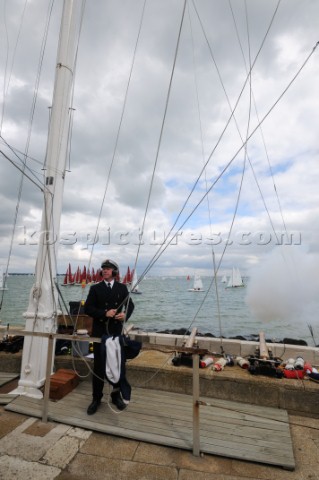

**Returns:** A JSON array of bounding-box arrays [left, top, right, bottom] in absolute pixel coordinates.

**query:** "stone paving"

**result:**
[[1, 406, 319, 480]]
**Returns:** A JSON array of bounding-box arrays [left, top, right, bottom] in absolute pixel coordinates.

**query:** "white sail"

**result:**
[[0, 267, 8, 291], [131, 269, 142, 294], [188, 273, 204, 291], [226, 267, 244, 288], [221, 275, 227, 283]]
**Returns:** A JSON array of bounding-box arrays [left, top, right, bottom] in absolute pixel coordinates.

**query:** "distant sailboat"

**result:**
[[188, 273, 205, 292], [0, 267, 8, 291], [221, 275, 227, 283], [122, 266, 132, 285], [74, 266, 82, 285], [61, 263, 74, 286], [226, 268, 244, 288], [131, 269, 142, 295]]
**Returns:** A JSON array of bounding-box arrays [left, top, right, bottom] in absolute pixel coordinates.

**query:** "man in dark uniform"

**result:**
[[84, 259, 134, 415]]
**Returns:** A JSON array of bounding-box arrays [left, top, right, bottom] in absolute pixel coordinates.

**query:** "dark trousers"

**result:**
[[92, 342, 105, 400], [92, 339, 132, 402], [92, 341, 122, 400]]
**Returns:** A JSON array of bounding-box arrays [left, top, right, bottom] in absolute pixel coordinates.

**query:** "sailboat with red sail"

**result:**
[[121, 266, 132, 285], [62, 263, 74, 286]]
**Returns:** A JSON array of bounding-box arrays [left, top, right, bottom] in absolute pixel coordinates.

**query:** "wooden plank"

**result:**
[[49, 394, 292, 455], [0, 393, 18, 405], [5, 389, 290, 453], [4, 382, 295, 470], [16, 384, 292, 448], [0, 372, 19, 387], [54, 385, 292, 449], [192, 353, 200, 456]]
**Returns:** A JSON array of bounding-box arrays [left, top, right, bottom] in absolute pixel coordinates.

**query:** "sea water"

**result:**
[[0, 274, 315, 345]]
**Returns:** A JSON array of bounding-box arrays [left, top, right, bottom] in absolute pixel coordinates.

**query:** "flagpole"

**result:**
[[12, 0, 84, 398]]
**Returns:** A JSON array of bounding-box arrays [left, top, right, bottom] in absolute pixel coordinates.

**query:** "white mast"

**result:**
[[13, 0, 84, 398]]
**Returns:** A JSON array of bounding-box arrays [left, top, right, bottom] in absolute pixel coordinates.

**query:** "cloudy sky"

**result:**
[[1, 0, 319, 284]]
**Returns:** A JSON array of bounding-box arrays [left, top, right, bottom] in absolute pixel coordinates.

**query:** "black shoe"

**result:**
[[111, 391, 126, 411], [87, 399, 101, 415]]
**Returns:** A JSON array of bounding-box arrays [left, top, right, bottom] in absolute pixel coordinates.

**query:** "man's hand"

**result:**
[[115, 312, 126, 322], [105, 309, 125, 321]]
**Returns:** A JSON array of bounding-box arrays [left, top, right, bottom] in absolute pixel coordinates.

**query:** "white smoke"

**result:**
[[246, 247, 319, 338]]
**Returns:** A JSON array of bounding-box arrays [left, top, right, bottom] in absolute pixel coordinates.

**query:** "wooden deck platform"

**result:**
[[0, 372, 19, 404], [0, 372, 18, 386], [4, 380, 295, 470]]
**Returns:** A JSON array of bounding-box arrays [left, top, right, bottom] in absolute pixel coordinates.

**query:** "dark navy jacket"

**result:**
[[84, 280, 134, 337]]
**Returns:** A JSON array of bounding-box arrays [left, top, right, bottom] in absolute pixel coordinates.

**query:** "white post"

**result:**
[[12, 0, 84, 398]]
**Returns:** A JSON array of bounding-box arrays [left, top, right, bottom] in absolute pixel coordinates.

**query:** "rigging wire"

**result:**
[[127, 0, 188, 312], [134, 0, 283, 287], [227, 0, 305, 297], [66, 107, 75, 172], [1, 0, 87, 368], [0, 135, 47, 188], [69, 0, 189, 335], [228, 3, 306, 317], [2, 4, 316, 358], [0, 0, 55, 314], [215, 0, 254, 275], [101, 0, 289, 349], [52, 0, 143, 379], [81, 0, 148, 293], [228, 0, 286, 244], [190, 0, 284, 253], [185, 1, 225, 347], [136, 37, 319, 289], [87, 6, 319, 356], [0, 0, 10, 135], [0, 150, 46, 193], [0, 135, 47, 166], [182, 0, 300, 316], [62, 0, 189, 338], [182, 0, 254, 348], [62, 0, 190, 322], [0, 0, 28, 135]]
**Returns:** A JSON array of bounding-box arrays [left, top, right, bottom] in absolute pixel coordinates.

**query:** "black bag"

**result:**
[[120, 335, 142, 360]]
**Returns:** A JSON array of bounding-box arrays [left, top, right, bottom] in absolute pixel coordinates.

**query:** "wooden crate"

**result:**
[[49, 369, 79, 400]]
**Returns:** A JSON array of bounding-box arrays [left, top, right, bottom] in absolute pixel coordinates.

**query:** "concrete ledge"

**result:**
[[128, 331, 319, 363]]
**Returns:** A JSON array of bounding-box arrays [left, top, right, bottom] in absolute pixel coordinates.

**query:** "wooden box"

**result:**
[[49, 368, 79, 400]]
